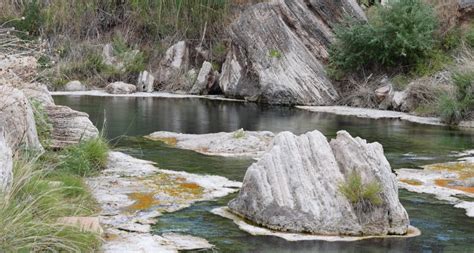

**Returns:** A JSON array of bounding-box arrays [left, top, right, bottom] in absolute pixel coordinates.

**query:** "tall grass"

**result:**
[[55, 137, 109, 177], [0, 156, 100, 252]]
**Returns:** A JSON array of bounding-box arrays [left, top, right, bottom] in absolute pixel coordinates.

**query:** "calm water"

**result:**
[[55, 95, 474, 253]]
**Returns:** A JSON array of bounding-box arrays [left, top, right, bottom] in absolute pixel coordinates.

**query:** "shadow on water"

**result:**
[[54, 95, 474, 253]]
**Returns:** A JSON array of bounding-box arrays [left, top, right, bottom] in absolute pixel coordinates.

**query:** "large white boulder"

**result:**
[[105, 81, 137, 94], [0, 85, 43, 152], [228, 130, 409, 236]]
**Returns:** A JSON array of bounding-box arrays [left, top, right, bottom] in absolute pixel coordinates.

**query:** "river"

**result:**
[[55, 95, 474, 253]]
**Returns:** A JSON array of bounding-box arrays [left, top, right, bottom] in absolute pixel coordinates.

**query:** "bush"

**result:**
[[57, 138, 109, 177], [329, 0, 438, 74], [439, 72, 474, 124], [339, 171, 383, 208], [0, 157, 100, 252]]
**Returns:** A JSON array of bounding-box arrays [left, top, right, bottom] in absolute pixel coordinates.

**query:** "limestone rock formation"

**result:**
[[156, 41, 190, 91], [228, 130, 409, 236], [219, 0, 365, 105], [0, 85, 43, 152], [137, 71, 155, 92], [45, 105, 99, 148], [147, 130, 274, 158], [189, 61, 219, 95], [105, 81, 137, 94], [64, 80, 87, 92], [0, 131, 12, 192]]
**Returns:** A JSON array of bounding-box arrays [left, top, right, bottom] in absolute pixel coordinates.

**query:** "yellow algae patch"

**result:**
[[425, 162, 474, 180], [127, 192, 159, 211], [399, 179, 423, 186], [435, 179, 474, 194], [146, 136, 178, 146]]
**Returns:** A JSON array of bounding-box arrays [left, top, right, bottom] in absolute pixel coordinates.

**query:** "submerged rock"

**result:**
[[220, 0, 365, 105], [0, 85, 43, 152], [397, 160, 474, 217], [88, 151, 235, 252], [45, 105, 99, 148], [105, 81, 137, 94], [146, 130, 274, 158], [228, 130, 409, 236]]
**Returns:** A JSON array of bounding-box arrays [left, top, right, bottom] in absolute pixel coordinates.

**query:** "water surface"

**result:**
[[55, 95, 474, 253]]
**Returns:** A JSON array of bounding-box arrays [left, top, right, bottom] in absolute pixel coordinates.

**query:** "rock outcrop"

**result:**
[[228, 130, 409, 236], [0, 85, 43, 152], [137, 71, 155, 92], [64, 80, 87, 92], [189, 61, 218, 95], [156, 41, 190, 91], [0, 131, 12, 192], [105, 81, 137, 94], [45, 105, 99, 148], [219, 0, 365, 105], [146, 130, 274, 158]]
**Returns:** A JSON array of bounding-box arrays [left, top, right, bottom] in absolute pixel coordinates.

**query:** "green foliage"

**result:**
[[442, 28, 462, 51], [57, 138, 109, 177], [30, 100, 52, 147], [0, 157, 100, 252], [232, 129, 246, 139], [339, 171, 383, 207], [269, 49, 282, 59], [439, 72, 474, 124], [10, 0, 44, 38], [391, 74, 411, 91], [329, 0, 438, 74], [412, 49, 451, 77], [465, 26, 474, 48]]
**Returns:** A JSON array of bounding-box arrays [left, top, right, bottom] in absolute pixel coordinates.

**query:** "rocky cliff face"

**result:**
[[220, 0, 365, 105], [228, 130, 409, 236]]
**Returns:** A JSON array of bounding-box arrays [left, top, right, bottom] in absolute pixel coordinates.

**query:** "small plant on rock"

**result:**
[[232, 129, 246, 139], [339, 171, 383, 210]]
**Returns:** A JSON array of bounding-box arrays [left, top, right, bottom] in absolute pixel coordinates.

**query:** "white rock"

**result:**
[[0, 85, 42, 152], [228, 130, 409, 236], [146, 130, 274, 158], [189, 61, 214, 95], [137, 71, 154, 92], [0, 131, 12, 192], [157, 41, 189, 91], [105, 81, 137, 94], [64, 80, 87, 92]]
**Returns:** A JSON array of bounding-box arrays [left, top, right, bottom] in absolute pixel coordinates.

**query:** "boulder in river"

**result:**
[[156, 41, 190, 91], [105, 81, 137, 94], [219, 0, 365, 105], [228, 130, 409, 236], [137, 71, 155, 93], [189, 61, 216, 95]]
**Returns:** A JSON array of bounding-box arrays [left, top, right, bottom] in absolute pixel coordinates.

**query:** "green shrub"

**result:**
[[0, 157, 100, 252], [232, 129, 246, 139], [339, 171, 383, 208], [465, 26, 474, 48], [329, 0, 438, 74], [57, 138, 109, 177], [439, 72, 474, 124]]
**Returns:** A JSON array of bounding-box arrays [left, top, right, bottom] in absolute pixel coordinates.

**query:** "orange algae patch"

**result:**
[[127, 192, 159, 211], [426, 162, 474, 180], [148, 137, 178, 146], [399, 179, 423, 186], [435, 179, 474, 194]]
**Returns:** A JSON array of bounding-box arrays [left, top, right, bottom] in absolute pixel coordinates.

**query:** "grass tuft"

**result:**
[[56, 138, 109, 177], [339, 171, 383, 209]]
